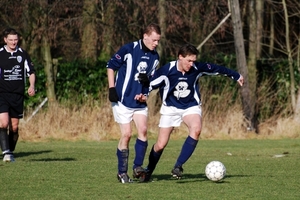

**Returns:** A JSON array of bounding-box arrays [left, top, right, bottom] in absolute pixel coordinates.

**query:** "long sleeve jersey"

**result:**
[[149, 60, 241, 109], [106, 39, 159, 108], [0, 45, 35, 95]]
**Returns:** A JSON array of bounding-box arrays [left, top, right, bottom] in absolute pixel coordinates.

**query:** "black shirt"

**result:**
[[0, 46, 35, 95]]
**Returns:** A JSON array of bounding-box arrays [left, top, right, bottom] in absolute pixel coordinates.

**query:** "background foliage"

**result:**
[[23, 55, 299, 124], [0, 0, 299, 138]]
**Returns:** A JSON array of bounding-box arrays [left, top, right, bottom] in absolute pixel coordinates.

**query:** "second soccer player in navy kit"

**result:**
[[144, 44, 244, 181]]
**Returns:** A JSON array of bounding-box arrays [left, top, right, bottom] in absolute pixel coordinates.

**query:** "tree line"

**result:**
[[0, 0, 299, 133]]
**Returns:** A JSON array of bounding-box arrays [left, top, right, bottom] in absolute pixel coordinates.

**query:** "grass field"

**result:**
[[1, 138, 299, 200]]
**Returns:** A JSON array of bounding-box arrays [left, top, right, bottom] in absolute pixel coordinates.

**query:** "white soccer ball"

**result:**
[[205, 161, 226, 181]]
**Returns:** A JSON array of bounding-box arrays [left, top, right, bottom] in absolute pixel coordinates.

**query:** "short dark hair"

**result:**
[[143, 23, 161, 35], [3, 28, 19, 38], [178, 44, 199, 57]]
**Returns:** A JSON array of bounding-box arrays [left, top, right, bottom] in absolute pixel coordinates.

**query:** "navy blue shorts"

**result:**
[[0, 93, 24, 118]]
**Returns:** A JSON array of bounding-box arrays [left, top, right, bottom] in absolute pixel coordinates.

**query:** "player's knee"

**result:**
[[191, 126, 201, 135], [196, 129, 201, 136], [121, 131, 132, 141], [190, 130, 201, 140], [154, 142, 166, 152], [137, 125, 147, 135]]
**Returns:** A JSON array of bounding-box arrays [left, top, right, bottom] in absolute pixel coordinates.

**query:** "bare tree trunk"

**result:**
[[248, 0, 257, 89], [99, 0, 115, 60], [256, 0, 263, 58], [295, 91, 300, 121], [229, 0, 255, 132], [40, 0, 56, 105], [247, 0, 258, 131], [42, 29, 57, 104], [157, 0, 166, 65], [282, 0, 296, 111], [295, 36, 300, 120], [298, 35, 300, 73], [80, 0, 98, 64], [268, 4, 274, 56], [247, 0, 264, 132], [294, 34, 300, 123], [148, 0, 166, 115]]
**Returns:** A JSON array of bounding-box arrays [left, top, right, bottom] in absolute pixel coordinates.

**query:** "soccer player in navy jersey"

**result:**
[[106, 23, 161, 183], [144, 44, 244, 181], [0, 28, 36, 162]]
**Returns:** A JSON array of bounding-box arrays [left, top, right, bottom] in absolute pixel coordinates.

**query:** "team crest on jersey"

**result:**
[[174, 81, 190, 100], [137, 61, 147, 73], [17, 56, 22, 63], [207, 63, 211, 69], [134, 61, 148, 81], [115, 54, 121, 60]]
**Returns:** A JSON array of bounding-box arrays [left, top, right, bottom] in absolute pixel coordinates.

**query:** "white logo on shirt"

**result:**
[[174, 81, 190, 99], [135, 61, 148, 81], [17, 56, 22, 63]]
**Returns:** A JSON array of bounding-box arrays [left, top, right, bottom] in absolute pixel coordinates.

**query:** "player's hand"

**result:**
[[28, 86, 35, 96], [134, 94, 147, 103], [108, 87, 119, 102], [237, 75, 244, 86], [138, 73, 150, 87]]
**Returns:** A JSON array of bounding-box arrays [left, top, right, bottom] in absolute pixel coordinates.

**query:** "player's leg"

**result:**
[[132, 112, 148, 181], [0, 112, 13, 162], [116, 122, 133, 183], [172, 112, 202, 179], [7, 93, 23, 158], [9, 118, 19, 152], [145, 126, 173, 181], [146, 104, 181, 181], [112, 102, 134, 183]]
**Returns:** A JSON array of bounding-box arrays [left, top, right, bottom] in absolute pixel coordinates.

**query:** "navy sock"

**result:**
[[147, 145, 163, 173], [116, 148, 129, 174], [133, 138, 148, 169], [174, 136, 198, 167]]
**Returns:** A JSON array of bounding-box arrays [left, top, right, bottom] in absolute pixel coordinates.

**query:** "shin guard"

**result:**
[[117, 149, 129, 174], [0, 128, 10, 152], [9, 129, 19, 152]]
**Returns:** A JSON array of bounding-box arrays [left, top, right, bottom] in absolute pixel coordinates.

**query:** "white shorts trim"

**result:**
[[159, 104, 202, 128], [112, 102, 148, 124]]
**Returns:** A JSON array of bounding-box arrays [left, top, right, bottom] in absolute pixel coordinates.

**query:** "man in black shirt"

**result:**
[[0, 28, 36, 162]]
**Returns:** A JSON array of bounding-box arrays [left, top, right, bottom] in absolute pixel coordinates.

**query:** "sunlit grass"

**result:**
[[1, 139, 299, 200]]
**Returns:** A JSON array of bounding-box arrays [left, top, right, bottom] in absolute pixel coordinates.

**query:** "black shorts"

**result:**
[[0, 93, 24, 118]]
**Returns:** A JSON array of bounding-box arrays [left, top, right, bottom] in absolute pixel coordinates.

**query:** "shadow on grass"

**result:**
[[149, 173, 251, 183], [150, 173, 207, 182], [29, 158, 76, 162], [14, 150, 52, 158], [14, 150, 76, 161]]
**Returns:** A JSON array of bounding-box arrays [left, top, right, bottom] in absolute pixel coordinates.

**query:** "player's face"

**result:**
[[178, 54, 197, 72], [143, 32, 161, 51], [4, 34, 19, 51]]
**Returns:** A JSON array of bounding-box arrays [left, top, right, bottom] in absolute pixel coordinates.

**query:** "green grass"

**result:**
[[1, 139, 300, 200]]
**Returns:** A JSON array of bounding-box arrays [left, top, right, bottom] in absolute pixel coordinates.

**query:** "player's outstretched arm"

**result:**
[[237, 74, 244, 86]]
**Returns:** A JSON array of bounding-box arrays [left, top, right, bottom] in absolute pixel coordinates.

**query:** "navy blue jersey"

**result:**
[[107, 39, 159, 108], [0, 46, 35, 95], [150, 60, 240, 109]]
